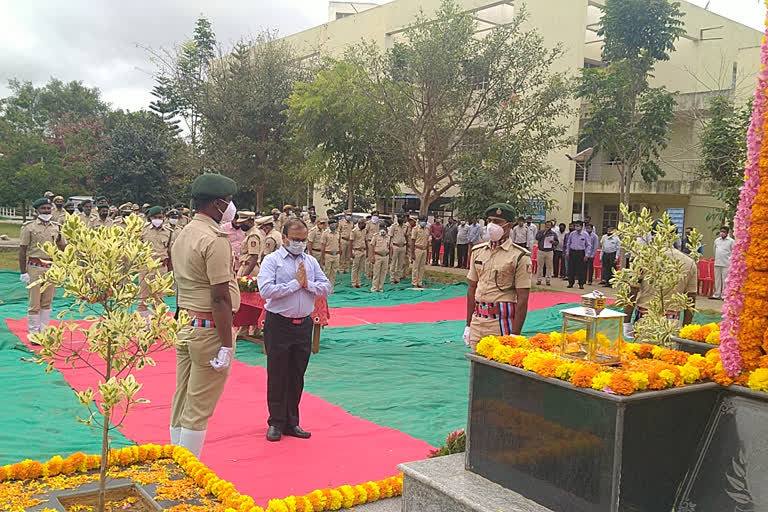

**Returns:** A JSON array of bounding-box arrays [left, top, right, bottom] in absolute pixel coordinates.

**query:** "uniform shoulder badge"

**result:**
[[471, 242, 489, 251]]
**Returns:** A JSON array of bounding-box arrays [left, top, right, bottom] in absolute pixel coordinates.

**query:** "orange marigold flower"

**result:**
[[529, 333, 555, 351], [508, 349, 527, 367], [713, 371, 734, 386], [608, 373, 636, 396], [535, 359, 559, 378], [658, 350, 690, 366], [570, 367, 597, 388]]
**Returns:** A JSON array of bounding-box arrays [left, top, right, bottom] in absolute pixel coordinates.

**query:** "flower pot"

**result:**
[[47, 481, 162, 511], [671, 336, 715, 355], [465, 353, 720, 512]]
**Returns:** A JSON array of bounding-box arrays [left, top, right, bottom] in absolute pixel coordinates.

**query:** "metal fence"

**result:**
[[0, 206, 36, 220]]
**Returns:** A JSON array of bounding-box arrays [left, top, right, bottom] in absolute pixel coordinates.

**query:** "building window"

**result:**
[[603, 205, 619, 230], [336, 12, 351, 20]]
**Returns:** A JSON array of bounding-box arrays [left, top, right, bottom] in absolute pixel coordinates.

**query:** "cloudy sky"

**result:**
[[0, 0, 764, 112]]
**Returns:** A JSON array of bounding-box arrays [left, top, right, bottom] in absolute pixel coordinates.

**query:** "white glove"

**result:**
[[463, 326, 471, 346], [623, 322, 634, 340], [20, 273, 30, 285], [210, 346, 234, 371]]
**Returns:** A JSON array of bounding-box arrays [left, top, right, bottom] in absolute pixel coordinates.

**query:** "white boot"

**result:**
[[27, 314, 41, 344], [179, 428, 207, 458], [170, 426, 182, 446], [39, 309, 52, 330]]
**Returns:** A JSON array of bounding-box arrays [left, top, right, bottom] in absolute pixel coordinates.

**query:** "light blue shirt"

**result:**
[[257, 246, 332, 318], [468, 223, 482, 244], [585, 231, 599, 258]]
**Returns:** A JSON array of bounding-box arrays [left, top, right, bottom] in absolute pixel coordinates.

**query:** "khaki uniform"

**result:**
[[307, 225, 324, 260], [321, 229, 342, 287], [78, 211, 93, 226], [138, 223, 173, 312], [635, 248, 697, 316], [237, 227, 264, 277], [410, 225, 430, 287], [170, 215, 240, 432], [467, 239, 532, 349], [338, 218, 354, 273], [389, 223, 408, 284], [404, 222, 414, 276], [262, 228, 283, 257], [52, 208, 68, 224], [364, 222, 377, 278], [20, 219, 61, 317], [177, 215, 190, 229], [89, 216, 113, 229], [370, 232, 391, 292], [350, 227, 368, 287], [276, 212, 291, 234]]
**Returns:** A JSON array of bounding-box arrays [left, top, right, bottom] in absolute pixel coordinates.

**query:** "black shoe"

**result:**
[[567, 284, 574, 288], [283, 426, 311, 439], [579, 285, 584, 289], [266, 426, 282, 442]]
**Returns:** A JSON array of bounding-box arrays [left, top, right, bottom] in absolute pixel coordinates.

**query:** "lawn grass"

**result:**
[[0, 222, 21, 239], [0, 249, 18, 271], [425, 269, 467, 285]]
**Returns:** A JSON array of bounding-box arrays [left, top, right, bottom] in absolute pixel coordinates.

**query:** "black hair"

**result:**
[[283, 218, 308, 235], [721, 226, 730, 232], [193, 197, 216, 211]]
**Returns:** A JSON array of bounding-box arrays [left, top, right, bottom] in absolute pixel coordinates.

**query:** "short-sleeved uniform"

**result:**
[[138, 223, 173, 312], [350, 227, 368, 287], [170, 214, 240, 432], [263, 228, 283, 258], [308, 226, 324, 260], [20, 219, 61, 315], [89, 216, 113, 229], [370, 232, 391, 292], [364, 222, 378, 277], [321, 229, 342, 287], [467, 239, 532, 348], [410, 225, 430, 287], [338, 218, 354, 272], [389, 223, 408, 283], [634, 248, 697, 321], [237, 227, 264, 277], [52, 208, 68, 224]]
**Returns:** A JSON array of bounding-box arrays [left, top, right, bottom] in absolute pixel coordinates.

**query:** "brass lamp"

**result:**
[[559, 291, 624, 365]]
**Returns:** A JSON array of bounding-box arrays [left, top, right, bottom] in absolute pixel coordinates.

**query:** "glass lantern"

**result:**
[[559, 292, 625, 365]]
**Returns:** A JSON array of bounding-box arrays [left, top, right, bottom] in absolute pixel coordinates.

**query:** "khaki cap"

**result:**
[[119, 202, 133, 212], [238, 211, 256, 219], [256, 216, 275, 226]]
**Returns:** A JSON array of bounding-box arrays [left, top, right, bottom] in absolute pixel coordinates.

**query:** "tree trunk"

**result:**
[[255, 184, 264, 213], [419, 191, 433, 219], [96, 409, 110, 512], [347, 186, 354, 212]]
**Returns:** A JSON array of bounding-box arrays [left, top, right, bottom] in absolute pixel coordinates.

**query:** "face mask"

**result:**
[[151, 218, 164, 228], [83, 208, 92, 215], [38, 213, 52, 222], [460, 221, 465, 225], [100, 211, 108, 219], [487, 222, 505, 242], [345, 215, 351, 221], [330, 225, 337, 231], [55, 204, 63, 209], [169, 218, 178, 226], [241, 224, 252, 231], [398, 220, 404, 225], [419, 221, 427, 228], [217, 200, 237, 224], [273, 213, 279, 219], [371, 216, 379, 224], [310, 216, 317, 222], [576, 226, 582, 232], [380, 229, 387, 235], [287, 240, 306, 255]]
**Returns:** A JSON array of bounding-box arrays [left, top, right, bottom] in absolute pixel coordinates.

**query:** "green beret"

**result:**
[[96, 202, 109, 209], [33, 198, 50, 209], [147, 206, 164, 217], [191, 174, 237, 199], [484, 203, 516, 222]]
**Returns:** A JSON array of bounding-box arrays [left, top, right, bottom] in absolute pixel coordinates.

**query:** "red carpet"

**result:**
[[327, 291, 584, 327], [6, 318, 432, 506]]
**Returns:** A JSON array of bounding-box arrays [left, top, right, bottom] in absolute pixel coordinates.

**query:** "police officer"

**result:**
[[261, 217, 284, 258], [307, 218, 326, 260], [339, 210, 354, 273], [238, 214, 263, 278], [321, 218, 342, 287], [63, 201, 76, 217], [277, 204, 293, 234], [90, 201, 113, 229], [138, 206, 173, 320], [52, 196, 67, 223], [389, 214, 408, 284], [364, 211, 380, 278], [78, 200, 94, 225], [114, 203, 133, 226], [369, 222, 391, 293], [350, 218, 368, 288], [410, 216, 429, 288], [169, 173, 240, 458], [463, 203, 532, 350], [19, 198, 66, 339]]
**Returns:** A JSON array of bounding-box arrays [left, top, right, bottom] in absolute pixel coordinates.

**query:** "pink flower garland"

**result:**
[[720, 15, 768, 376]]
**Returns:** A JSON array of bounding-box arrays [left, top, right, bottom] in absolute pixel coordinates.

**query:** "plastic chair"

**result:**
[[593, 249, 602, 281], [532, 245, 538, 274], [698, 259, 714, 297]]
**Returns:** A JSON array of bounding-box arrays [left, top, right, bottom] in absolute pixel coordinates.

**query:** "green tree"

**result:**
[[354, 0, 571, 214], [287, 60, 406, 211], [93, 111, 174, 204], [698, 96, 751, 227], [578, 0, 684, 215]]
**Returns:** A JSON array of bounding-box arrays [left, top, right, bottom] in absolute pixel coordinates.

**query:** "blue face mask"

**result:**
[[330, 225, 337, 231], [420, 221, 427, 228], [345, 215, 351, 221]]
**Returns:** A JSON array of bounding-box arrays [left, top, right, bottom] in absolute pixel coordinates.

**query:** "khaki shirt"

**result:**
[[636, 248, 698, 310], [339, 218, 354, 240], [411, 225, 429, 249], [263, 228, 283, 256], [141, 223, 173, 261], [170, 214, 240, 313], [308, 226, 324, 253], [467, 239, 532, 303], [276, 212, 291, 233], [78, 211, 93, 226], [322, 229, 341, 253], [52, 209, 68, 224], [241, 227, 264, 261], [389, 223, 407, 247], [365, 222, 378, 242], [371, 233, 391, 256], [351, 227, 367, 251], [89, 216, 114, 229], [20, 219, 60, 259]]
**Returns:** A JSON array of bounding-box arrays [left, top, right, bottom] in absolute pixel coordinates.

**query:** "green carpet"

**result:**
[[325, 272, 467, 308]]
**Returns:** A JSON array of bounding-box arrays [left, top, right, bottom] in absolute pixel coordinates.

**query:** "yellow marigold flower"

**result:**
[[476, 336, 499, 358], [491, 344, 512, 363], [307, 489, 327, 510], [705, 331, 720, 345], [659, 369, 676, 386], [591, 372, 612, 390], [572, 330, 587, 343], [596, 333, 611, 348], [651, 346, 665, 359], [364, 482, 381, 502], [678, 324, 700, 340], [267, 499, 290, 512], [514, 335, 530, 349], [354, 484, 368, 504], [554, 361, 578, 380], [679, 364, 701, 384], [704, 322, 719, 332], [328, 489, 343, 510], [629, 372, 649, 391], [748, 368, 768, 392], [338, 485, 356, 508], [549, 331, 563, 345]]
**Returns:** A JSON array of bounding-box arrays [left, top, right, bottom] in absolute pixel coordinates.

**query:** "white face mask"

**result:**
[[218, 200, 237, 224], [169, 218, 178, 226], [487, 222, 506, 242], [287, 240, 307, 255], [380, 229, 387, 236], [371, 216, 379, 224], [151, 218, 164, 228], [38, 213, 52, 222]]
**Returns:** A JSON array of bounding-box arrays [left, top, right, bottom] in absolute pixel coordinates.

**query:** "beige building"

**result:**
[[280, 0, 762, 256]]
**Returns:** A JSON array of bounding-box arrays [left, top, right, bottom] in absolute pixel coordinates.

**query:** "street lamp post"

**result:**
[[566, 147, 594, 222]]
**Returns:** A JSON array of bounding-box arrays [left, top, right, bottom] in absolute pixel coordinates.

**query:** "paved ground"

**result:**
[[355, 497, 401, 511]]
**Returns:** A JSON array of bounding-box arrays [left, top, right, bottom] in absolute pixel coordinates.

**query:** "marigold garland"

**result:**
[[0, 444, 404, 511]]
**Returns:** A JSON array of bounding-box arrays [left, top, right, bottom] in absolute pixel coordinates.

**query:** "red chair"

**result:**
[[593, 249, 602, 282], [532, 245, 538, 274], [698, 259, 715, 297]]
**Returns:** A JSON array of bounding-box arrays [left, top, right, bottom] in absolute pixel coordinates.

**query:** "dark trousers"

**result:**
[[568, 250, 586, 286], [442, 242, 456, 267], [457, 244, 469, 268], [263, 312, 313, 430], [586, 257, 594, 283], [602, 252, 616, 284], [553, 251, 563, 277], [431, 239, 442, 265]]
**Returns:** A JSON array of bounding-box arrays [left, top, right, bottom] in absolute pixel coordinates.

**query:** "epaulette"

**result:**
[[23, 220, 33, 226], [471, 242, 489, 251], [513, 244, 531, 256]]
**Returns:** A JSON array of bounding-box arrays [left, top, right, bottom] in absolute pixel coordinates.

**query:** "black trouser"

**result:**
[[568, 250, 586, 286], [586, 257, 594, 283], [553, 251, 563, 277], [457, 244, 468, 268], [431, 239, 442, 265], [442, 242, 456, 267], [264, 312, 313, 430], [602, 252, 616, 284]]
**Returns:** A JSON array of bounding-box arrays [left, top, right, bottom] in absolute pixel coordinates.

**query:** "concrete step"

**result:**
[[399, 454, 553, 512], [353, 497, 402, 512]]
